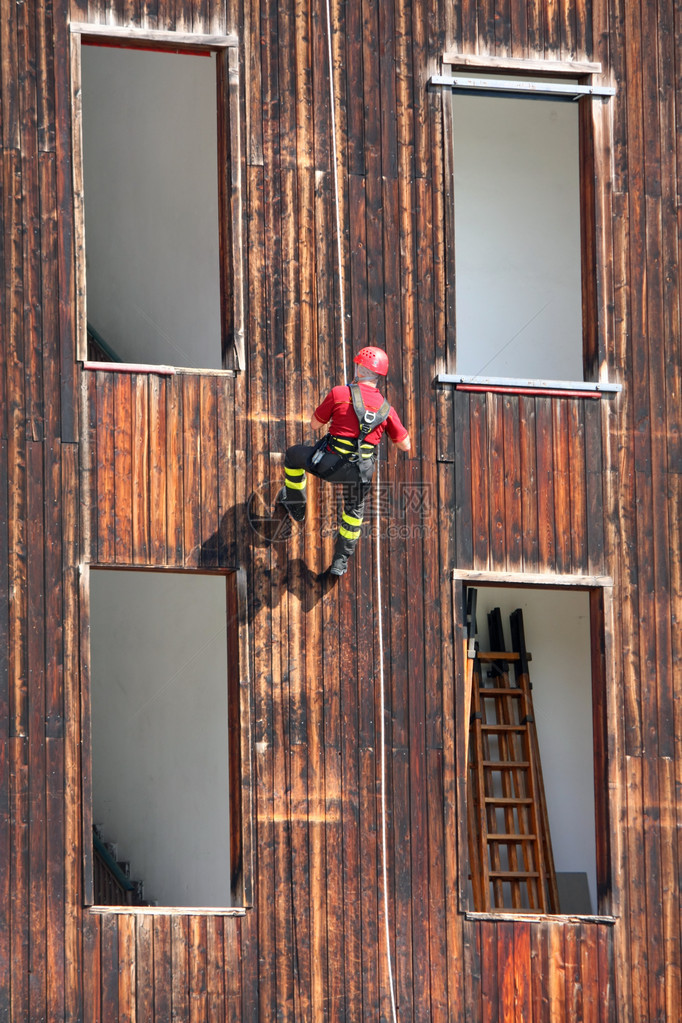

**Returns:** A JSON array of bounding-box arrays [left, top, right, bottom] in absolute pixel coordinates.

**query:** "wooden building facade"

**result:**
[[1, 0, 680, 1019]]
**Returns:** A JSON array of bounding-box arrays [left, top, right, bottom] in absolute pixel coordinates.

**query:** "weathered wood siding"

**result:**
[[1, 0, 681, 1018]]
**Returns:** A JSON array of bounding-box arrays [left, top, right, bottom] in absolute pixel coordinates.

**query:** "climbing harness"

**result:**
[[349, 382, 390, 462], [307, 383, 390, 481]]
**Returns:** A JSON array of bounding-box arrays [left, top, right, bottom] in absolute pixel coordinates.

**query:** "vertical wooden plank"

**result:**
[[200, 376, 219, 566], [393, 748, 414, 1019], [27, 442, 47, 1022], [118, 916, 137, 1018], [135, 915, 154, 1023], [531, 921, 550, 1021], [96, 373, 115, 564], [53, 0, 77, 441], [497, 921, 515, 1022], [152, 916, 172, 1023], [166, 374, 184, 566], [0, 442, 7, 744], [216, 375, 236, 567], [79, 564, 94, 908], [510, 0, 529, 57], [567, 401, 588, 574], [62, 441, 83, 1022], [6, 150, 28, 739], [44, 435, 65, 748], [100, 913, 120, 1022], [224, 917, 242, 1023], [598, 920, 616, 1023], [642, 752, 665, 1022], [0, 0, 20, 149], [206, 917, 226, 1022], [148, 374, 167, 565], [171, 915, 189, 1022], [519, 396, 539, 573], [80, 371, 97, 566], [487, 393, 506, 570], [579, 923, 599, 1023], [182, 375, 202, 567], [403, 474, 427, 1020], [82, 914, 101, 1023], [337, 576, 361, 1019], [453, 390, 473, 567], [114, 373, 133, 565], [551, 400, 571, 574], [584, 399, 605, 576], [544, 0, 561, 56], [513, 921, 531, 1023], [358, 748, 380, 1023], [480, 922, 498, 1023], [503, 395, 522, 572], [18, 0, 44, 446], [625, 756, 649, 1022], [464, 920, 481, 1023], [10, 737, 29, 1021], [132, 374, 150, 565], [46, 737, 66, 1023], [189, 916, 208, 1023], [271, 578, 296, 1021], [495, 0, 512, 54], [35, 0, 56, 153], [564, 924, 582, 1023], [426, 748, 448, 1022], [289, 746, 312, 1023], [470, 393, 490, 571], [535, 397, 556, 572]]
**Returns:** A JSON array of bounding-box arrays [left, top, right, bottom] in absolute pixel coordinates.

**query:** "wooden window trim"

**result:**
[[70, 24, 246, 373], [440, 59, 616, 388], [80, 565, 254, 912], [452, 571, 622, 921], [442, 53, 603, 78]]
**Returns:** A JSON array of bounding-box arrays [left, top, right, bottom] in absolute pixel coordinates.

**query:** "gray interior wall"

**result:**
[[89, 570, 231, 907], [472, 586, 597, 913], [81, 46, 222, 368], [452, 90, 583, 381]]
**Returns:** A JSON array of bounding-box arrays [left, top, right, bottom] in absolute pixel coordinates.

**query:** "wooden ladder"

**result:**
[[466, 591, 559, 913]]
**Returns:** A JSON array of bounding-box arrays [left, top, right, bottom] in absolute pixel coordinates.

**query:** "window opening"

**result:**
[[88, 569, 236, 908], [79, 43, 224, 370], [460, 583, 610, 916], [450, 76, 585, 383]]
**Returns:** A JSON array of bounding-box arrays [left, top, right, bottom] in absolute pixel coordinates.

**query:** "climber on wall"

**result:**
[[278, 346, 411, 577]]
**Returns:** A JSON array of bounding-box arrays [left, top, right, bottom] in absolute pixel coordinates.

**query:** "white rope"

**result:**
[[375, 458, 399, 1023], [324, 0, 348, 384], [323, 0, 397, 1016]]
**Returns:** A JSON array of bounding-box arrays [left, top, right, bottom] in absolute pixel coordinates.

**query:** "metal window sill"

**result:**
[[436, 373, 621, 399]]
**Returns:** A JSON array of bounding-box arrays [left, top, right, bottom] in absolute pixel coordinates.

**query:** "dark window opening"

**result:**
[[86, 568, 243, 909], [74, 30, 244, 372], [457, 582, 612, 917]]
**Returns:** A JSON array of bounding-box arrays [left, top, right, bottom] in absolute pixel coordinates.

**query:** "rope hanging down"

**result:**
[[323, 0, 398, 1019]]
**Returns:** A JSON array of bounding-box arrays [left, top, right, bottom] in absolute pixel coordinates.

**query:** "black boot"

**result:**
[[277, 487, 306, 522], [329, 552, 348, 576]]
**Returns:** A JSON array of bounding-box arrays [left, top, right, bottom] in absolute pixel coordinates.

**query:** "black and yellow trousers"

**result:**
[[283, 437, 375, 562]]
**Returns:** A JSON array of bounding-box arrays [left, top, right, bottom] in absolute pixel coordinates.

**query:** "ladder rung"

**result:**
[[477, 651, 522, 662], [483, 761, 530, 769], [479, 687, 522, 696], [485, 797, 533, 805], [487, 834, 537, 842], [489, 870, 540, 880], [481, 724, 526, 732]]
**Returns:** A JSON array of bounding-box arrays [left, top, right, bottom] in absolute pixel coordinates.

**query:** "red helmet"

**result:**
[[354, 346, 389, 376]]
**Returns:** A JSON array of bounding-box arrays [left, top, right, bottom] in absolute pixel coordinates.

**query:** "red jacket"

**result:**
[[314, 383, 408, 446]]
